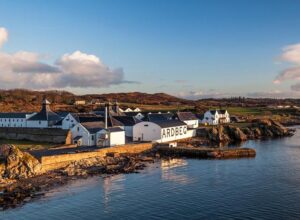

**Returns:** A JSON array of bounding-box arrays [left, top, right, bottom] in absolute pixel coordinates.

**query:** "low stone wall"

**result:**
[[41, 143, 153, 172], [0, 127, 70, 144]]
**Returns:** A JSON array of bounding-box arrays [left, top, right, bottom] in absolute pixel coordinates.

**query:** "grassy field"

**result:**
[[0, 139, 58, 151]]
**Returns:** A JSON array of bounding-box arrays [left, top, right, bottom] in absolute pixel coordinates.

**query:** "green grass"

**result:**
[[224, 107, 264, 116], [0, 139, 57, 151]]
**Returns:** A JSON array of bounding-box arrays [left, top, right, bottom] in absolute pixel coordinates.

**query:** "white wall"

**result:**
[[133, 122, 161, 142], [133, 122, 195, 143], [0, 118, 27, 127], [159, 125, 193, 143], [97, 129, 125, 147], [71, 123, 95, 146], [62, 113, 78, 130], [26, 120, 48, 128]]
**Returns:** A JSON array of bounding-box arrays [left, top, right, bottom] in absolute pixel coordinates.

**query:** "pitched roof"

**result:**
[[106, 127, 124, 132], [0, 113, 30, 118], [28, 99, 61, 122], [124, 112, 143, 117], [81, 121, 105, 134], [113, 116, 141, 126], [146, 113, 174, 122], [209, 110, 227, 115], [153, 120, 186, 128], [175, 112, 198, 121]]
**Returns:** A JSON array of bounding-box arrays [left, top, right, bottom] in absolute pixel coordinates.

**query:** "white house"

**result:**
[[202, 110, 230, 125], [26, 99, 62, 128], [71, 121, 105, 146], [174, 112, 199, 128], [133, 120, 194, 143], [71, 121, 125, 147]]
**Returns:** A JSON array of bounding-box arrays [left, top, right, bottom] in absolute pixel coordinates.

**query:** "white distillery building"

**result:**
[[202, 110, 230, 125], [26, 99, 62, 128], [133, 120, 195, 143], [0, 113, 35, 128], [71, 121, 125, 147], [174, 112, 199, 129]]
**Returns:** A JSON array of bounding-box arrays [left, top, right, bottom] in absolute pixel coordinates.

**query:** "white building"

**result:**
[[74, 100, 86, 105], [202, 110, 230, 125], [97, 127, 125, 147], [112, 116, 141, 137], [133, 120, 194, 143], [27, 99, 62, 128], [133, 108, 141, 112], [71, 121, 125, 147], [174, 112, 199, 128], [124, 108, 133, 112], [0, 113, 35, 128]]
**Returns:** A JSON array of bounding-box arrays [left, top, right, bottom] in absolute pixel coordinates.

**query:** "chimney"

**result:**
[[105, 104, 108, 129]]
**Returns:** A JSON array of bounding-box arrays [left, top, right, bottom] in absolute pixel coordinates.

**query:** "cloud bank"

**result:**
[[274, 43, 300, 90], [0, 27, 129, 89]]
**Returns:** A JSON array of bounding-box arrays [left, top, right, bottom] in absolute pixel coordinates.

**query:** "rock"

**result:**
[[226, 126, 247, 141], [0, 145, 41, 180]]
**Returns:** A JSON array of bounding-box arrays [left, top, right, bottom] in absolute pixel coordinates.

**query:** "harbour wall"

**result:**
[[41, 142, 153, 172]]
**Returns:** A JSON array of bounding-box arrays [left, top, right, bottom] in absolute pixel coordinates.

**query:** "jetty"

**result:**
[[156, 145, 256, 159]]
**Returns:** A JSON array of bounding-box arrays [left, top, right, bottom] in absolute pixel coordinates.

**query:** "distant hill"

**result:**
[[0, 89, 192, 112]]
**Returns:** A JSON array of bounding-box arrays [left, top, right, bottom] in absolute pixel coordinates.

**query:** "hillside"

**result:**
[[0, 89, 191, 112]]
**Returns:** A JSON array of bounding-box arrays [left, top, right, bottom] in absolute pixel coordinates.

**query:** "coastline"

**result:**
[[0, 119, 295, 210]]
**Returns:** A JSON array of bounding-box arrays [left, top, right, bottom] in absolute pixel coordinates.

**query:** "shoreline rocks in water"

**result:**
[[197, 119, 295, 145], [0, 146, 156, 210]]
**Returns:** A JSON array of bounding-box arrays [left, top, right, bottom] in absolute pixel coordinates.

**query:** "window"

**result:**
[[77, 127, 80, 132], [91, 135, 94, 141], [144, 124, 149, 127], [39, 121, 41, 124]]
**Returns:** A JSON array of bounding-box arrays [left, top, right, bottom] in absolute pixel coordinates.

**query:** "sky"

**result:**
[[0, 0, 300, 99]]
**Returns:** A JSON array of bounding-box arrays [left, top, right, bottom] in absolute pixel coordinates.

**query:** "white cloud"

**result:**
[[0, 27, 131, 90], [274, 43, 300, 91], [0, 27, 8, 48]]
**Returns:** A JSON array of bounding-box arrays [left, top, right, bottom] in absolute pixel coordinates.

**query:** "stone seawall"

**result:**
[[0, 127, 71, 144], [156, 145, 256, 159], [41, 143, 153, 172]]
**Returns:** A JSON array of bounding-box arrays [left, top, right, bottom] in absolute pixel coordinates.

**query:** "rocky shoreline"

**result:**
[[195, 119, 295, 145], [0, 119, 295, 210], [0, 150, 157, 210]]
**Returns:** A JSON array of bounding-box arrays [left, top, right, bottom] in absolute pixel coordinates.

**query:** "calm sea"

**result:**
[[1, 127, 300, 220]]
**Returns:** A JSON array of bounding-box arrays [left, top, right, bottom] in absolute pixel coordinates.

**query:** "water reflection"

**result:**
[[161, 159, 193, 185], [102, 174, 125, 210]]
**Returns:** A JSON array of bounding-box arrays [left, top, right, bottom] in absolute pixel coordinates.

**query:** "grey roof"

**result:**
[[81, 121, 105, 134], [56, 111, 70, 118], [113, 116, 141, 126], [0, 113, 30, 118], [28, 99, 61, 123], [73, 136, 83, 141], [175, 112, 198, 121], [153, 120, 186, 128], [106, 127, 124, 132], [146, 113, 173, 122], [124, 112, 143, 117], [210, 110, 227, 115]]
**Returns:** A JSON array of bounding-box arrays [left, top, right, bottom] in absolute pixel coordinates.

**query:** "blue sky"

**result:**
[[0, 0, 300, 98]]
